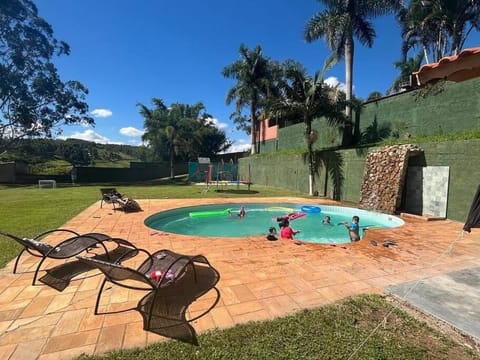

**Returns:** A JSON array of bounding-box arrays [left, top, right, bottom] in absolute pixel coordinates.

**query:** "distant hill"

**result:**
[[0, 138, 148, 174]]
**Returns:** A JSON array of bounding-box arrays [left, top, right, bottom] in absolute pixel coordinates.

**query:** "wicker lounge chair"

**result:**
[[100, 188, 142, 212], [0, 230, 138, 289], [77, 248, 220, 344], [39, 237, 139, 291], [100, 188, 125, 209]]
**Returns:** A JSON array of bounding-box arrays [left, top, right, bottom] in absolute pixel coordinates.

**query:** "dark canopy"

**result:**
[[463, 185, 480, 232]]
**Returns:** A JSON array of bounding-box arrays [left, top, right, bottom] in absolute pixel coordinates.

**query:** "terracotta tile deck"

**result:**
[[1, 197, 479, 359]]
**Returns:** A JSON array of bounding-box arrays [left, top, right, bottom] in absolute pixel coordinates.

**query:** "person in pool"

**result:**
[[280, 219, 300, 240], [343, 215, 360, 241], [238, 206, 246, 218], [266, 227, 278, 241], [322, 215, 332, 225]]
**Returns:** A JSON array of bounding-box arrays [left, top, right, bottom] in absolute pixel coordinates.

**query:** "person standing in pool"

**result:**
[[343, 215, 360, 241], [280, 219, 300, 239], [238, 206, 246, 218]]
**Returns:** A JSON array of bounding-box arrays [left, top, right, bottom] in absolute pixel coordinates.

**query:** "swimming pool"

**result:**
[[145, 203, 404, 243], [144, 203, 404, 244]]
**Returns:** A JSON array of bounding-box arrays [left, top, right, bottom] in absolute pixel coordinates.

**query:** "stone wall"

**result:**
[[358, 144, 423, 213]]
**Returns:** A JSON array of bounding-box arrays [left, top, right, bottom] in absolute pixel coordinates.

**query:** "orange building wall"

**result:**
[[255, 119, 278, 142]]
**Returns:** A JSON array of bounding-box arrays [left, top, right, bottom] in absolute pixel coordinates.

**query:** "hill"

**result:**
[[0, 138, 146, 174]]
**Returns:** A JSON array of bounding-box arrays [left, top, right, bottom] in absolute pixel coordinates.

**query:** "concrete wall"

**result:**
[[257, 77, 480, 154], [239, 139, 480, 222]]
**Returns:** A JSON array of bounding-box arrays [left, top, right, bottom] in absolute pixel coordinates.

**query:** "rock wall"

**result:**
[[359, 144, 423, 213]]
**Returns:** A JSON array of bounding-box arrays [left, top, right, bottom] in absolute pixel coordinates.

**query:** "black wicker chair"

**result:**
[[77, 248, 220, 344]]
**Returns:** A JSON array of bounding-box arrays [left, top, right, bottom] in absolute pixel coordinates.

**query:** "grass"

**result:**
[[77, 294, 478, 360], [1, 179, 478, 360], [0, 177, 305, 267]]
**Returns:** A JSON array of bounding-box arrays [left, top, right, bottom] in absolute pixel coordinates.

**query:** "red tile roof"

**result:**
[[412, 47, 480, 86]]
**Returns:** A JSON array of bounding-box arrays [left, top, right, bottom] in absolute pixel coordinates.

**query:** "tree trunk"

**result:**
[[250, 101, 257, 155], [305, 117, 315, 196], [342, 37, 354, 147], [169, 145, 174, 179]]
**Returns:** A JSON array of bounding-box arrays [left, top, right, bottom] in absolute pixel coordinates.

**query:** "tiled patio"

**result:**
[[1, 197, 479, 360]]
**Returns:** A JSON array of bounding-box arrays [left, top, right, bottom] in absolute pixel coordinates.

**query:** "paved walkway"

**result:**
[[388, 267, 480, 342], [0, 197, 479, 359]]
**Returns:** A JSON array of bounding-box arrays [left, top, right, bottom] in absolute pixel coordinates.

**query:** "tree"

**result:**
[[0, 0, 93, 151], [266, 60, 345, 196], [222, 44, 280, 154], [398, 0, 480, 63], [304, 0, 401, 146], [139, 99, 231, 178], [388, 52, 424, 94], [366, 91, 383, 101]]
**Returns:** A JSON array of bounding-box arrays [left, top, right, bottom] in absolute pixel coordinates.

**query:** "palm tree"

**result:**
[[222, 44, 280, 154], [267, 60, 345, 195], [398, 0, 480, 63], [388, 52, 424, 94], [139, 100, 229, 179], [304, 0, 401, 146]]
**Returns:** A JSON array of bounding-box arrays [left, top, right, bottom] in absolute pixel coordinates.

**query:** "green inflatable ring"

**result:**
[[189, 208, 232, 218]]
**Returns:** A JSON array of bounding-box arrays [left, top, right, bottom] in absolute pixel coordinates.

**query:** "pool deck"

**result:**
[[0, 197, 479, 359]]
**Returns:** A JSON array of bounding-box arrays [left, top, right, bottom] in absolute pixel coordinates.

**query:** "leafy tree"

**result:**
[[139, 99, 231, 178], [266, 60, 345, 195], [0, 0, 93, 151], [388, 52, 424, 94], [304, 0, 401, 146], [398, 0, 480, 63], [366, 91, 383, 101], [222, 44, 280, 154]]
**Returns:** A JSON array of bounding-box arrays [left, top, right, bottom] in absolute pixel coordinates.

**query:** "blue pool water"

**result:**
[[144, 203, 404, 244]]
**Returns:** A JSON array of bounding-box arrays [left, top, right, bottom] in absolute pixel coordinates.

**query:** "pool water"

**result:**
[[144, 203, 404, 244]]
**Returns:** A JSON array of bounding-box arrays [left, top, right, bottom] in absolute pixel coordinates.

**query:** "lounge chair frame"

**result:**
[[100, 188, 124, 209], [77, 248, 220, 344], [0, 230, 138, 288]]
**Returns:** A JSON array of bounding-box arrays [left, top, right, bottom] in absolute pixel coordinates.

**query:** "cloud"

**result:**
[[61, 129, 120, 144], [222, 138, 251, 153], [91, 109, 113, 118], [206, 117, 228, 130], [120, 127, 144, 137], [324, 76, 348, 93]]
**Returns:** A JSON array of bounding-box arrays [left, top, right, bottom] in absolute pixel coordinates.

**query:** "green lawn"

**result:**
[[1, 180, 477, 360], [0, 178, 305, 267]]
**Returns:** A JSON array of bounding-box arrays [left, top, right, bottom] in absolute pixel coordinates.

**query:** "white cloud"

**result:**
[[61, 129, 119, 144], [91, 109, 113, 118], [206, 117, 228, 130], [222, 138, 251, 153], [324, 76, 348, 93], [120, 127, 144, 137]]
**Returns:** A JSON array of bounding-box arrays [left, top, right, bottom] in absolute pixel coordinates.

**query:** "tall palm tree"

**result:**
[[304, 0, 401, 146], [222, 44, 279, 154], [398, 0, 480, 63], [267, 60, 345, 195]]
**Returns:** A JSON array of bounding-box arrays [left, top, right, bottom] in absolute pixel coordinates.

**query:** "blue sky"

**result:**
[[35, 0, 480, 153]]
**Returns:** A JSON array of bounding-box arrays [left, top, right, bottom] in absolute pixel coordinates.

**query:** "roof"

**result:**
[[411, 47, 480, 86]]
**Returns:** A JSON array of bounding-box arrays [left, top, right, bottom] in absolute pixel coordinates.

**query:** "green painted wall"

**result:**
[[258, 77, 480, 154], [239, 139, 480, 222], [358, 77, 480, 137]]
